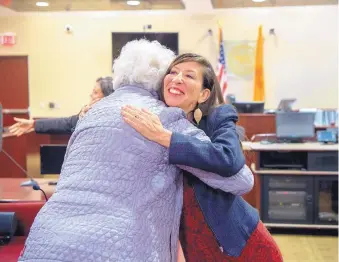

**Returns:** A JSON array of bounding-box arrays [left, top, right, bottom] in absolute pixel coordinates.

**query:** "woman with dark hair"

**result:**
[[122, 53, 283, 261], [8, 76, 114, 136]]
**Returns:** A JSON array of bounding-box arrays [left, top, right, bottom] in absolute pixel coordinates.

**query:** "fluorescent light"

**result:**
[[36, 2, 49, 7], [127, 1, 140, 6], [252, 0, 266, 2]]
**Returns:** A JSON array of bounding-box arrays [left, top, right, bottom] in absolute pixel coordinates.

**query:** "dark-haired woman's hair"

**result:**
[[96, 76, 114, 97], [158, 53, 225, 116]]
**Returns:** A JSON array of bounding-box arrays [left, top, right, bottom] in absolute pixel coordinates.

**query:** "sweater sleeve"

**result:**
[[35, 115, 79, 134]]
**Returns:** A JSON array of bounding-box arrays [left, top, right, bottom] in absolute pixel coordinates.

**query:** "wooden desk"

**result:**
[[243, 141, 338, 152], [238, 113, 335, 141], [241, 142, 338, 208], [245, 142, 338, 229], [0, 178, 56, 202], [1, 113, 29, 178]]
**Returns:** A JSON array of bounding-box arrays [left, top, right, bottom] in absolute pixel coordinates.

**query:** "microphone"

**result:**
[[1, 149, 48, 201]]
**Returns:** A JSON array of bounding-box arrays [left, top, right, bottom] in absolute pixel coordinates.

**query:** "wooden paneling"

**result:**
[[0, 56, 29, 109], [0, 178, 55, 201], [0, 56, 29, 178], [238, 113, 276, 140]]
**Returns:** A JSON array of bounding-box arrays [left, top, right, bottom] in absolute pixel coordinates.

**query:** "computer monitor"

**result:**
[[277, 99, 296, 112], [233, 102, 265, 114], [112, 32, 179, 61], [276, 112, 315, 142], [0, 103, 3, 152], [40, 144, 67, 175]]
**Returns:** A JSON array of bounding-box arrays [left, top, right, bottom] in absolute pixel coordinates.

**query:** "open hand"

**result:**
[[8, 118, 35, 137], [79, 97, 101, 119]]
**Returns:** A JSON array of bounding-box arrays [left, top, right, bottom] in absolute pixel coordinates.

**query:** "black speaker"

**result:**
[[0, 212, 18, 245]]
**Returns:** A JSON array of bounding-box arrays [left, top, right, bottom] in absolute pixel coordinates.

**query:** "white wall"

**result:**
[[0, 5, 337, 117], [218, 6, 338, 109]]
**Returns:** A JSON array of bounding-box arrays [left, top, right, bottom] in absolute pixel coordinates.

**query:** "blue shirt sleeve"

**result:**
[[168, 104, 245, 177], [35, 115, 79, 134]]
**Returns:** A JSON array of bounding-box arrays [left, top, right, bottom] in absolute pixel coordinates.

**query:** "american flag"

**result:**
[[216, 27, 228, 97]]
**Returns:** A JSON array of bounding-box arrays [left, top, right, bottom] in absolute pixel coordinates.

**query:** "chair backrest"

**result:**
[[0, 212, 17, 245], [0, 202, 44, 236]]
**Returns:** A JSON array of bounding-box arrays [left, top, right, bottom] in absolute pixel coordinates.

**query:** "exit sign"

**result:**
[[0, 32, 16, 46]]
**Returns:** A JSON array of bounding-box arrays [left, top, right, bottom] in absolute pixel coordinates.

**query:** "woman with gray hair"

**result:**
[[8, 76, 114, 136], [19, 39, 252, 262]]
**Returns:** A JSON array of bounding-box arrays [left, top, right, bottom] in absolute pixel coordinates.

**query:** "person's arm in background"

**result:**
[[168, 105, 245, 177], [9, 99, 99, 136], [8, 115, 79, 136], [34, 115, 79, 134]]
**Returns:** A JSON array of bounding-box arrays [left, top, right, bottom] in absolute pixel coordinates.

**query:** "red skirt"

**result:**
[[179, 177, 283, 262]]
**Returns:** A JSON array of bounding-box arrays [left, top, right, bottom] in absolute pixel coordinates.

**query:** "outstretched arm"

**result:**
[[8, 116, 78, 136], [34, 115, 79, 134], [9, 98, 100, 136]]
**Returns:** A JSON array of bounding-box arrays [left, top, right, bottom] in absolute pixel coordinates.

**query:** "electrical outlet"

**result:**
[[48, 102, 55, 109]]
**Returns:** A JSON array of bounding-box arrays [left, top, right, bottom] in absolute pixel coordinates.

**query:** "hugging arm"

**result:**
[[173, 119, 253, 195], [169, 105, 245, 177], [121, 105, 253, 195]]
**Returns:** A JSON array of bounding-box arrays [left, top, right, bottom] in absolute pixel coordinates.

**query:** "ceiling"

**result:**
[[212, 0, 338, 8], [0, 0, 337, 12], [3, 0, 184, 12]]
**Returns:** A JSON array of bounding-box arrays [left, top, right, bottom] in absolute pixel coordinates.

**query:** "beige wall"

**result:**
[[0, 5, 337, 117]]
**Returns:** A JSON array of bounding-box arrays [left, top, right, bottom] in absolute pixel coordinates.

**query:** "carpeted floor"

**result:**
[[272, 233, 338, 262]]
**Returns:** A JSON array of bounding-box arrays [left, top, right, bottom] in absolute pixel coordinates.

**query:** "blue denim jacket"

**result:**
[[169, 104, 260, 257]]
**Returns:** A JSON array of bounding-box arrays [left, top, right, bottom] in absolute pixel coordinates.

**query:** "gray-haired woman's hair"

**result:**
[[96, 77, 114, 97], [112, 39, 175, 92]]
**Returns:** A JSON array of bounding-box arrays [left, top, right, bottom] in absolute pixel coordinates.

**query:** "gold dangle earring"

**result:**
[[193, 104, 203, 124]]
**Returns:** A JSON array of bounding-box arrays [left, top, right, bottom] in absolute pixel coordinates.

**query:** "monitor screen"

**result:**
[[40, 144, 67, 175], [277, 99, 296, 112], [112, 32, 179, 61], [0, 103, 2, 152], [233, 102, 265, 114], [276, 112, 315, 139]]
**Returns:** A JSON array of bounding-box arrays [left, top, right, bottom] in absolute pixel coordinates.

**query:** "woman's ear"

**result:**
[[198, 88, 211, 104]]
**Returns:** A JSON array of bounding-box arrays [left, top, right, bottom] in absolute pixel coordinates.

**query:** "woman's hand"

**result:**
[[121, 105, 172, 148], [79, 97, 101, 119], [8, 118, 35, 137]]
